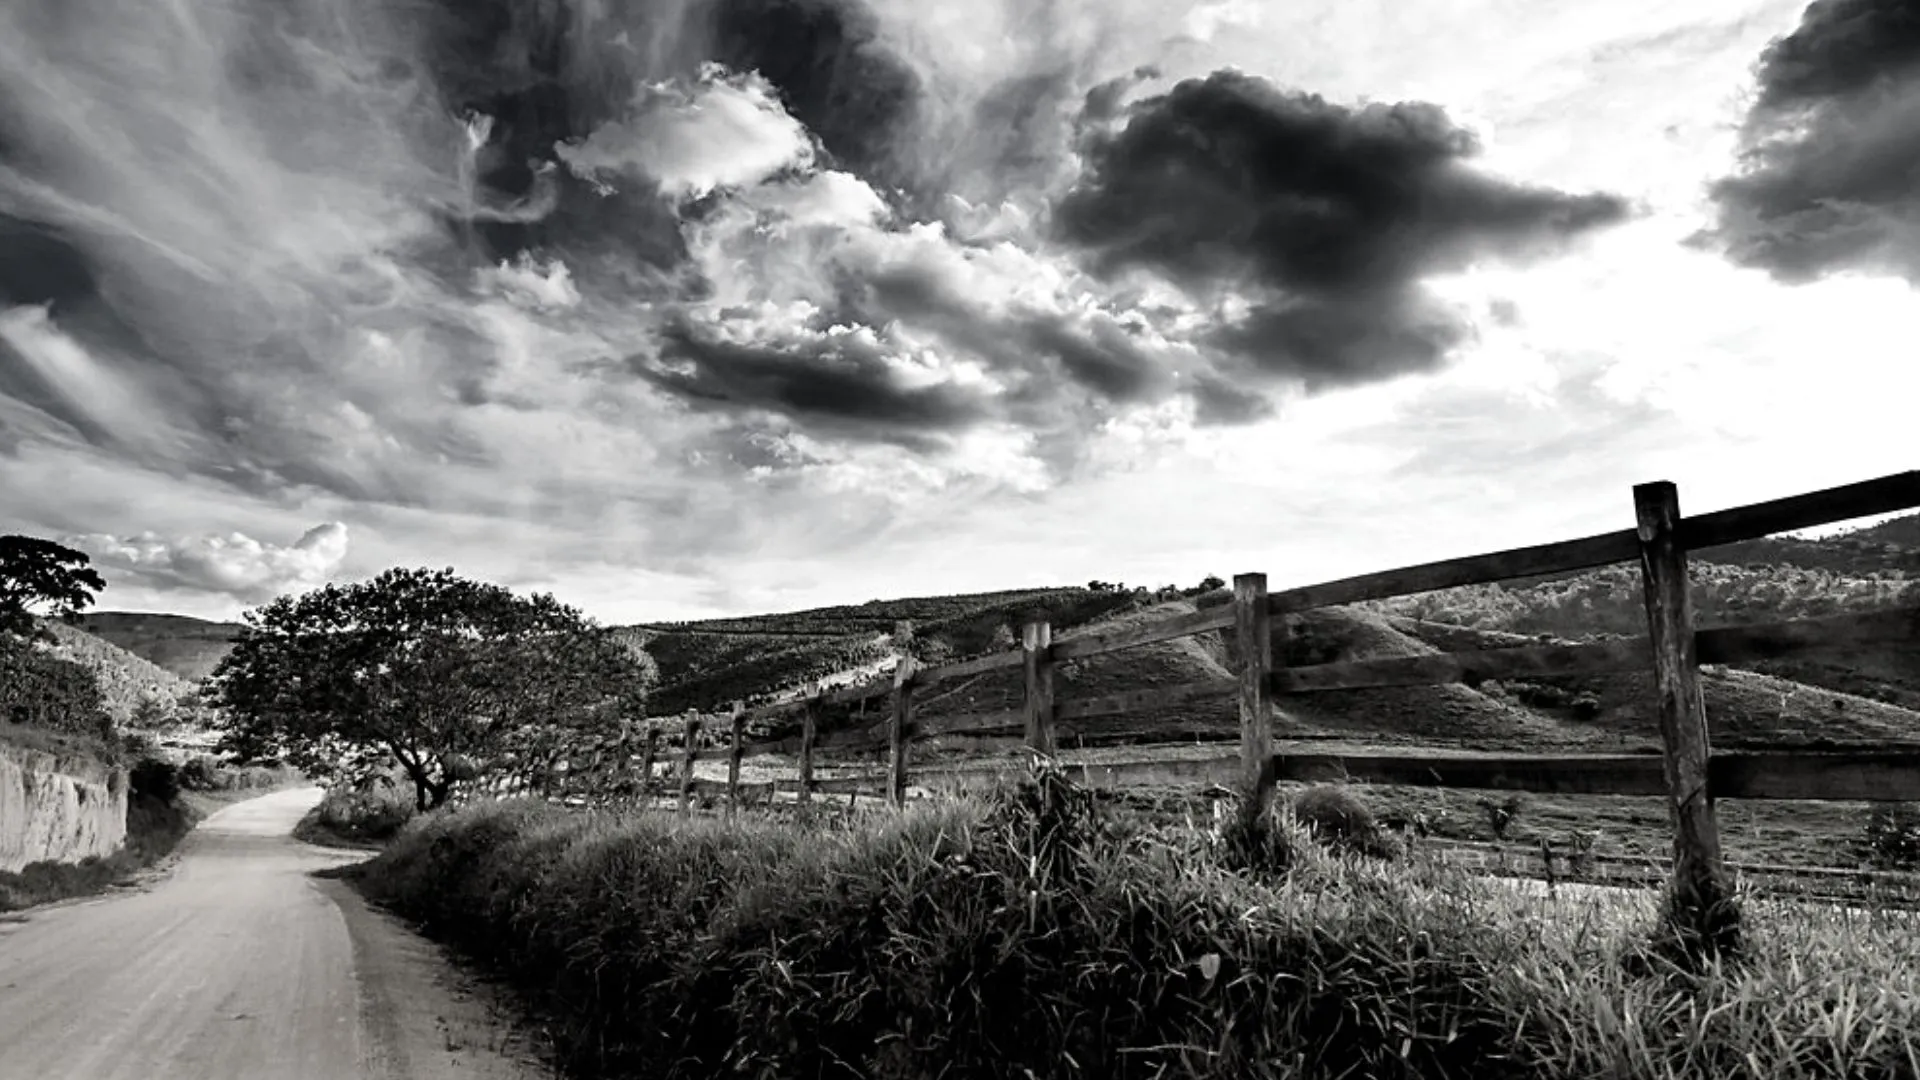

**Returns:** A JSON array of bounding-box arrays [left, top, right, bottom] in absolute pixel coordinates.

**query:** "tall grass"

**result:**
[[356, 771, 1920, 1080]]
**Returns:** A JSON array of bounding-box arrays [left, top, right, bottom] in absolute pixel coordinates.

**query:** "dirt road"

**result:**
[[0, 787, 545, 1080]]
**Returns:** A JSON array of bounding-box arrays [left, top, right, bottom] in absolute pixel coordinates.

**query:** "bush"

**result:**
[[178, 755, 222, 792], [305, 782, 415, 843], [129, 757, 180, 803], [1290, 784, 1400, 859], [1570, 694, 1602, 721], [0, 635, 110, 737]]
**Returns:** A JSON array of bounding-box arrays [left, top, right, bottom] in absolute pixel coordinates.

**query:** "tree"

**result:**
[[0, 535, 106, 641], [207, 567, 653, 811]]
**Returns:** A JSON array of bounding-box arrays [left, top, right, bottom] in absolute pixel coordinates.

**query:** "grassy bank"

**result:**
[[353, 773, 1920, 1079], [0, 757, 301, 912]]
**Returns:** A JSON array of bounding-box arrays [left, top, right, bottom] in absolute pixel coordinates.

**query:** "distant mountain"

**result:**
[[76, 612, 247, 683]]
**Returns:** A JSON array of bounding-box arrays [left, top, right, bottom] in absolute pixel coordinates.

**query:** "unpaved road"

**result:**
[[0, 787, 546, 1080]]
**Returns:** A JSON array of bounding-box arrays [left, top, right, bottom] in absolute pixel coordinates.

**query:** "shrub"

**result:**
[[129, 757, 180, 803], [179, 755, 221, 792], [1570, 694, 1602, 721], [1290, 784, 1400, 859], [310, 782, 415, 842]]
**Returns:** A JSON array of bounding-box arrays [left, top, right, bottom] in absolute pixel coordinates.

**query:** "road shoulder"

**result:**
[[314, 868, 553, 1079]]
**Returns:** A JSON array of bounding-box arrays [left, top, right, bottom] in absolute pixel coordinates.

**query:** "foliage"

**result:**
[[358, 785, 1920, 1080], [0, 633, 111, 737], [0, 535, 105, 642], [35, 620, 196, 727], [1290, 784, 1400, 859], [208, 567, 651, 811], [298, 780, 416, 845]]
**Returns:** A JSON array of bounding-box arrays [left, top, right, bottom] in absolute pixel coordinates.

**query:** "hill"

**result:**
[[1360, 555, 1920, 711], [631, 585, 1176, 714], [37, 621, 198, 727], [76, 612, 247, 683]]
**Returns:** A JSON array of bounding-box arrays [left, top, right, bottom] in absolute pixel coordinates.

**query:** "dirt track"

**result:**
[[0, 787, 544, 1080]]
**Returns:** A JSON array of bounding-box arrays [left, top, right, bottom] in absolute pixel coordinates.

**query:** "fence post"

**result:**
[[679, 714, 701, 817], [1234, 573, 1276, 818], [1022, 621, 1056, 755], [1635, 480, 1738, 960], [727, 700, 745, 816], [889, 657, 917, 808], [799, 694, 819, 807], [640, 725, 659, 806]]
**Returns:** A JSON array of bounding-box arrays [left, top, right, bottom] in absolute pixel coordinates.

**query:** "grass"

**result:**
[[352, 768, 1920, 1080]]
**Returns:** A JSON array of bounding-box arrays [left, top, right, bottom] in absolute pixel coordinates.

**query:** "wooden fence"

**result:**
[[522, 470, 1920, 947]]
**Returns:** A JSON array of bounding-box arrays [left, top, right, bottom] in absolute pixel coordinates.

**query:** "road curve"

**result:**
[[0, 787, 543, 1080]]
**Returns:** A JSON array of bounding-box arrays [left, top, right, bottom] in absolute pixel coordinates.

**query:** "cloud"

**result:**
[[554, 64, 816, 200], [1054, 70, 1630, 387], [703, 0, 924, 191], [1699, 0, 1920, 283], [70, 523, 350, 603]]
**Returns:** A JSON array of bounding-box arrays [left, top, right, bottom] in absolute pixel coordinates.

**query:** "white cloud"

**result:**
[[554, 64, 815, 200], [476, 255, 582, 310], [70, 523, 351, 604]]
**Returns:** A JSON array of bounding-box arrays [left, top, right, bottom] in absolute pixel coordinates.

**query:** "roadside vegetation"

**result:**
[[292, 778, 418, 850], [354, 768, 1920, 1080]]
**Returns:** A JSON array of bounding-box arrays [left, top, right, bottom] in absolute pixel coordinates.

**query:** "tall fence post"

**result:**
[[639, 725, 660, 806], [678, 714, 701, 817], [1635, 480, 1739, 960], [889, 657, 917, 807], [1234, 573, 1275, 818], [727, 700, 745, 816], [799, 693, 819, 807], [1022, 621, 1055, 756]]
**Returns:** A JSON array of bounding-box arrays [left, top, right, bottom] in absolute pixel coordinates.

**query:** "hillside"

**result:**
[[37, 621, 199, 728], [1361, 556, 1920, 710], [632, 585, 1174, 713], [77, 612, 247, 683]]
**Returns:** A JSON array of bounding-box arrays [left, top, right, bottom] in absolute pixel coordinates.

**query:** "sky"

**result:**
[[1, 0, 1916, 626]]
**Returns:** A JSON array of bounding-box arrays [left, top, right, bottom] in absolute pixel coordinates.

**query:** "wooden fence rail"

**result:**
[[500, 469, 1920, 959]]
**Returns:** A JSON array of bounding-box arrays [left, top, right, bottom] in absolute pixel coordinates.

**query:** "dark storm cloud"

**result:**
[[638, 320, 990, 451], [0, 216, 94, 310], [1055, 70, 1628, 385], [704, 0, 923, 193], [1700, 0, 1920, 284], [858, 262, 1172, 409]]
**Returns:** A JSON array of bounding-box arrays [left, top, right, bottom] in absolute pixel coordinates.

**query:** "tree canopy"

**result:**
[[0, 535, 106, 641], [207, 567, 655, 810]]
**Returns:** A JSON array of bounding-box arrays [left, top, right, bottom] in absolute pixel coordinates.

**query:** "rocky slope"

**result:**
[[0, 740, 127, 873]]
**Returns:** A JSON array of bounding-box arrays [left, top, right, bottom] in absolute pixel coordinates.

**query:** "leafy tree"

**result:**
[[0, 535, 106, 641], [208, 567, 652, 811]]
